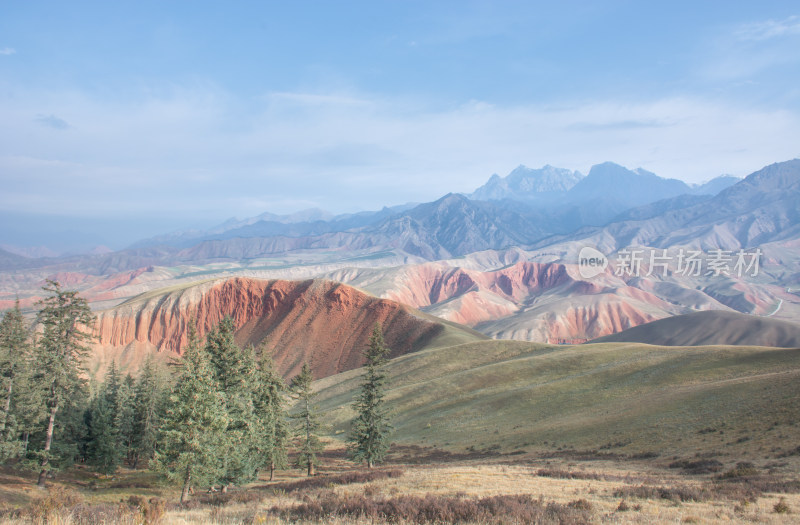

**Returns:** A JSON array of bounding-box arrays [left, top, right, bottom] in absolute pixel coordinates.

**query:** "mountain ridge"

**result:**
[[91, 276, 485, 379]]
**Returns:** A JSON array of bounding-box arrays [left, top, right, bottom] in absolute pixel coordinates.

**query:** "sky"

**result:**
[[1, 1, 800, 251]]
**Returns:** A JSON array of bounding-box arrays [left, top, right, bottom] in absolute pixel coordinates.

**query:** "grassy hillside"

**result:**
[[590, 310, 800, 348], [315, 340, 800, 458]]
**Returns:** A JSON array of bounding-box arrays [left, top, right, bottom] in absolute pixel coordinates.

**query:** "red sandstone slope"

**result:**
[[373, 261, 689, 342], [92, 277, 482, 379]]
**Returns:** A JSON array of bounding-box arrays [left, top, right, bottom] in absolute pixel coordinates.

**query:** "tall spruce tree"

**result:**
[[205, 317, 259, 490], [290, 362, 321, 476], [0, 300, 44, 460], [131, 355, 166, 469], [115, 374, 136, 463], [152, 325, 228, 503], [348, 324, 393, 468], [86, 384, 122, 475], [34, 280, 95, 487], [253, 351, 289, 481], [85, 362, 136, 474]]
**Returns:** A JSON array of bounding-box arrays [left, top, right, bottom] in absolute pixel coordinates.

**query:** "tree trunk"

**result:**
[[269, 461, 275, 481], [37, 402, 58, 488], [368, 459, 373, 469], [132, 452, 139, 470], [221, 484, 228, 493], [180, 464, 192, 503], [305, 397, 314, 476]]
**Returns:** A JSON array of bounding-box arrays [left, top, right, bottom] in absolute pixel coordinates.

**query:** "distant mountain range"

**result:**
[[1, 160, 790, 276], [541, 159, 800, 251], [3, 158, 797, 347], [469, 162, 740, 226], [469, 165, 584, 200]]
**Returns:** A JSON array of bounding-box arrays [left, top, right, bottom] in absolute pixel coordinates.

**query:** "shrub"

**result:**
[[779, 445, 800, 457], [669, 458, 724, 474], [718, 462, 759, 479], [568, 498, 593, 511], [616, 500, 630, 512], [270, 468, 404, 493], [127, 496, 166, 524], [614, 484, 708, 503], [274, 491, 593, 524], [29, 486, 85, 521], [536, 468, 604, 481], [774, 497, 791, 514]]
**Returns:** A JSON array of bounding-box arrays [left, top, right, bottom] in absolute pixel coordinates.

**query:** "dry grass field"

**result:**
[[1, 447, 799, 524]]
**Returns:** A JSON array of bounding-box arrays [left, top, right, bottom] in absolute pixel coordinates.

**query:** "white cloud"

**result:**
[[0, 47, 16, 55], [735, 15, 800, 41], [0, 86, 798, 223], [34, 114, 70, 130]]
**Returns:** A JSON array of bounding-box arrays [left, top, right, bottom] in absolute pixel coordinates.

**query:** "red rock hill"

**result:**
[[92, 277, 478, 379]]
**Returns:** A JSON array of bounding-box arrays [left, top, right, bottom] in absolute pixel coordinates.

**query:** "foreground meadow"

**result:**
[[1, 443, 799, 524]]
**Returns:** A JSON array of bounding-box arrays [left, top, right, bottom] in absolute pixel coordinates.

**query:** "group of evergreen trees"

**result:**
[[0, 281, 393, 503], [0, 281, 171, 486], [152, 319, 291, 502]]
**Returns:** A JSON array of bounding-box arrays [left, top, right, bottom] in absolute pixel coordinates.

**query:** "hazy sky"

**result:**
[[1, 1, 799, 249]]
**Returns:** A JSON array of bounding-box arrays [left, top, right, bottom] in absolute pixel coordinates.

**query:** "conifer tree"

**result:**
[[34, 280, 95, 487], [152, 325, 228, 503], [253, 351, 289, 480], [348, 324, 393, 468], [115, 374, 136, 463], [86, 385, 122, 475], [205, 317, 259, 490], [0, 300, 44, 460], [131, 355, 166, 469], [290, 362, 321, 476]]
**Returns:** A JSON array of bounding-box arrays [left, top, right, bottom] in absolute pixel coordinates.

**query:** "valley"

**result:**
[[2, 160, 799, 524]]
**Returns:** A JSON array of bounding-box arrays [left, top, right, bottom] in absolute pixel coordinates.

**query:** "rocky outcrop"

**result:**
[[92, 277, 459, 379], [374, 261, 688, 342]]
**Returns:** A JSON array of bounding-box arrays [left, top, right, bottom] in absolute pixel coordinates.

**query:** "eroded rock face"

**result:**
[[92, 277, 444, 379], [377, 261, 685, 342]]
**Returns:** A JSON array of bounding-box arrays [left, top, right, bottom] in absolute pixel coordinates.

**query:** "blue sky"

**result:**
[[1, 1, 799, 250]]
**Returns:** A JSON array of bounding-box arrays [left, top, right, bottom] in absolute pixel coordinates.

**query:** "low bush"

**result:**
[[274, 491, 593, 524], [127, 495, 166, 524], [2, 489, 160, 525], [774, 497, 791, 514], [536, 468, 605, 481], [614, 484, 708, 503], [668, 458, 724, 474], [270, 468, 404, 493], [718, 462, 759, 479]]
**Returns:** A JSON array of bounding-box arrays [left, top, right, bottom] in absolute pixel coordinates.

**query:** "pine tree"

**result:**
[[34, 280, 95, 487], [0, 300, 44, 461], [131, 355, 166, 469], [348, 324, 393, 468], [86, 386, 122, 475], [205, 317, 259, 490], [253, 351, 289, 481], [115, 374, 136, 463], [152, 325, 228, 503], [290, 362, 321, 476]]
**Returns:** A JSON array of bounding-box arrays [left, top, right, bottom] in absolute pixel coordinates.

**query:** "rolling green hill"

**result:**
[[315, 340, 800, 458]]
